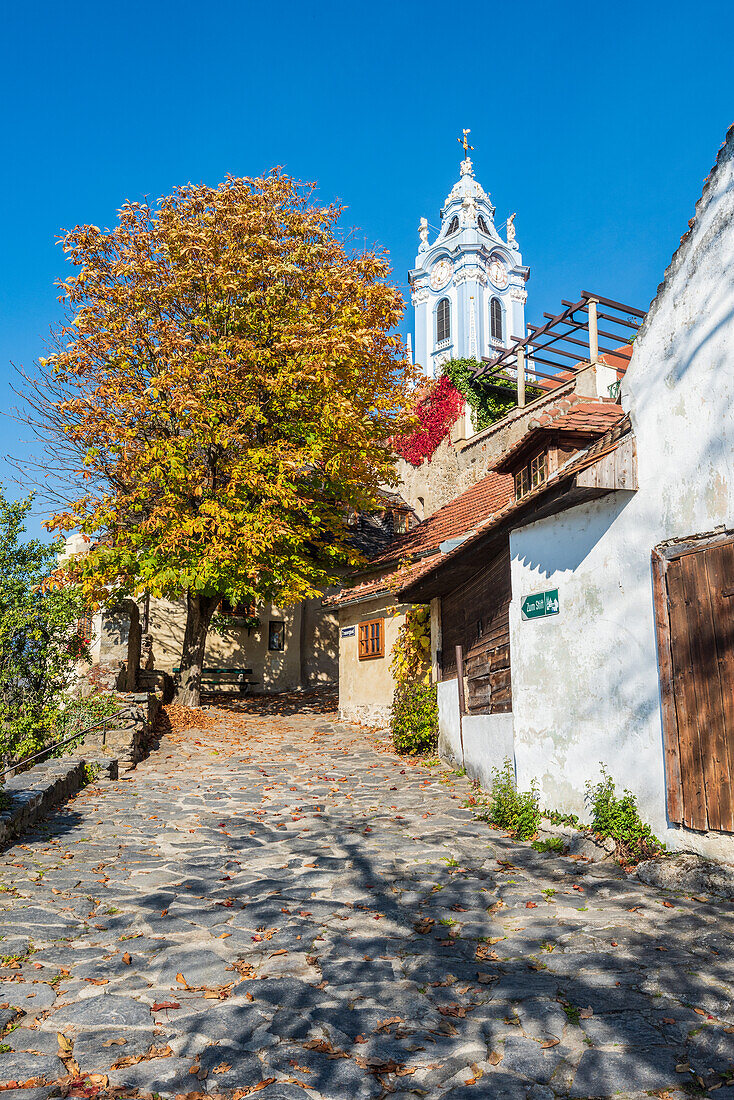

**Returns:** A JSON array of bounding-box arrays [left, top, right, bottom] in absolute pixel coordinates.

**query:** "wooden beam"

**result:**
[[651, 549, 684, 825], [581, 290, 647, 318]]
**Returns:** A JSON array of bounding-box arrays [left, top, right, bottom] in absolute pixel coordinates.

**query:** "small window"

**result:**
[[358, 618, 384, 660], [490, 297, 503, 341], [515, 451, 548, 500], [268, 621, 285, 651], [478, 215, 490, 234], [530, 451, 547, 489], [390, 508, 410, 535], [446, 216, 459, 235], [436, 297, 451, 343]]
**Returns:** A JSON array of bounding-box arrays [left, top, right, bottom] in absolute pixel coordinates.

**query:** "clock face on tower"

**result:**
[[488, 257, 509, 289], [430, 259, 452, 291]]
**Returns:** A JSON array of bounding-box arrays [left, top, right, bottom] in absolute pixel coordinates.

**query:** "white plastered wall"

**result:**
[[438, 678, 515, 790], [509, 128, 734, 860]]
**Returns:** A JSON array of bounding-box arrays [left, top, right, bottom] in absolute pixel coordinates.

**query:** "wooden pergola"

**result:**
[[472, 291, 647, 406]]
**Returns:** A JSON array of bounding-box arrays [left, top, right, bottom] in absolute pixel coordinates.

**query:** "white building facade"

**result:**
[[509, 126, 734, 860]]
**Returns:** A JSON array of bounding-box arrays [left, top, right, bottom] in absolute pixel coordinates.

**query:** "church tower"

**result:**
[[409, 132, 529, 378]]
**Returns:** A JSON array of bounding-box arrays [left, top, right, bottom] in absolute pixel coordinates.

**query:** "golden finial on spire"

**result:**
[[458, 128, 474, 159]]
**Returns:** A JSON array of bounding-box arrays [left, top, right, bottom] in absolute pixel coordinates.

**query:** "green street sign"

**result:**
[[521, 589, 559, 620]]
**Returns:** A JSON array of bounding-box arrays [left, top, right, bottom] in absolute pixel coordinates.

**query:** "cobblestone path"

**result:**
[[1, 702, 733, 1100]]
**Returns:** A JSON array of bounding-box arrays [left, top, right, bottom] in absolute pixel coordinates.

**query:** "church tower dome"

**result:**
[[409, 131, 529, 378]]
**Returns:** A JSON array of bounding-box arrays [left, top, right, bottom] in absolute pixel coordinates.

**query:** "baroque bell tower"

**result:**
[[409, 131, 529, 378]]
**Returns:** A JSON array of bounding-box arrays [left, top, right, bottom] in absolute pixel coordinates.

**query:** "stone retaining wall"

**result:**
[[0, 690, 163, 847], [0, 758, 87, 848], [82, 692, 161, 771]]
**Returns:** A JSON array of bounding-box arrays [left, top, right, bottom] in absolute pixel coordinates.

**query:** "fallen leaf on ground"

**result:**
[[122, 952, 132, 965], [101, 1037, 126, 1047], [176, 972, 189, 987], [57, 1033, 73, 1055], [488, 1050, 502, 1065], [151, 1001, 180, 1011]]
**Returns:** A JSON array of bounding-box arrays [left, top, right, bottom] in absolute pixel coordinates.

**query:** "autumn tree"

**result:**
[[19, 173, 414, 705]]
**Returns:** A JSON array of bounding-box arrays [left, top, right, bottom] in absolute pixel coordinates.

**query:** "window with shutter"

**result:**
[[358, 618, 384, 659]]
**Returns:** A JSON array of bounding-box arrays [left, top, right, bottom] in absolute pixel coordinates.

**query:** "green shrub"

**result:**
[[0, 491, 91, 766], [481, 757, 540, 841], [585, 765, 664, 864], [390, 682, 438, 755]]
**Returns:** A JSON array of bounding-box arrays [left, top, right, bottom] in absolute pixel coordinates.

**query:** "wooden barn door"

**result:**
[[652, 537, 734, 833]]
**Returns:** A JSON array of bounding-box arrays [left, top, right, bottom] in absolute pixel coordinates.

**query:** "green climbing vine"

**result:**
[[389, 605, 432, 687], [389, 606, 437, 755], [443, 358, 543, 433]]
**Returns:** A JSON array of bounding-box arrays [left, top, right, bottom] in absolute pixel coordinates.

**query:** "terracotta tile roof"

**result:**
[[328, 468, 514, 608], [368, 469, 513, 568], [398, 414, 634, 602], [495, 395, 625, 472], [325, 557, 439, 608], [528, 396, 625, 432]]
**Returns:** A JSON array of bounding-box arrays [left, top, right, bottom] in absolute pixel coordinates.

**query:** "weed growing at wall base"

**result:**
[[478, 757, 541, 841], [586, 765, 664, 864]]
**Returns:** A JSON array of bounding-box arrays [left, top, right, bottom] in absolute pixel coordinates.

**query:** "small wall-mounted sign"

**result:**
[[341, 626, 356, 638], [521, 589, 559, 620]]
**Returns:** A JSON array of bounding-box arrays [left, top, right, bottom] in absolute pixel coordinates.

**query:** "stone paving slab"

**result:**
[[0, 700, 732, 1098]]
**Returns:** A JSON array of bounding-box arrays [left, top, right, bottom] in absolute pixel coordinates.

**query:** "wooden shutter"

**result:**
[[358, 618, 384, 660], [652, 539, 734, 833]]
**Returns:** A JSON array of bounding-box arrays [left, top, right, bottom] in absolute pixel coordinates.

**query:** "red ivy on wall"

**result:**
[[394, 376, 464, 466]]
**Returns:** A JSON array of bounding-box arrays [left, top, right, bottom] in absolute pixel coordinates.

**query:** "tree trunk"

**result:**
[[175, 592, 220, 706]]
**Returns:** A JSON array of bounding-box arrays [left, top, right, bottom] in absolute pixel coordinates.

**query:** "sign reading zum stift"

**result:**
[[521, 589, 560, 620]]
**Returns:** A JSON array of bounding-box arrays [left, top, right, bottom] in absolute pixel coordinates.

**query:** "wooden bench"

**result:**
[[173, 667, 257, 695]]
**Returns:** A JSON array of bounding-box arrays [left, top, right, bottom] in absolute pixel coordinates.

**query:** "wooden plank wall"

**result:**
[[440, 542, 512, 714], [576, 433, 638, 491], [652, 538, 734, 834]]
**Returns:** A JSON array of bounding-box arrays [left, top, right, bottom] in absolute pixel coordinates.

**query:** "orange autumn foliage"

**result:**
[[27, 172, 416, 702]]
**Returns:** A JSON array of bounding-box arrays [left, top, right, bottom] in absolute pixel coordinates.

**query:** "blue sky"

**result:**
[[2, 0, 733, 536]]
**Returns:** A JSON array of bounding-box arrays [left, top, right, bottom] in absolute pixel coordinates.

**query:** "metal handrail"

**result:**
[[0, 703, 139, 783]]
